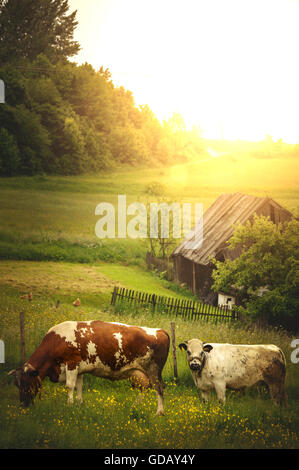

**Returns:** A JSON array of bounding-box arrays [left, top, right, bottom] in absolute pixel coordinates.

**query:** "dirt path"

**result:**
[[0, 260, 121, 295]]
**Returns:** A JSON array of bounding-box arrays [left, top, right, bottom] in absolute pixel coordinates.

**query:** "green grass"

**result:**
[[0, 158, 298, 274], [97, 263, 194, 299], [0, 231, 147, 266], [1, 379, 298, 449], [0, 157, 298, 262], [0, 157, 298, 448], [0, 267, 298, 449], [1, 315, 299, 449], [0, 259, 194, 305]]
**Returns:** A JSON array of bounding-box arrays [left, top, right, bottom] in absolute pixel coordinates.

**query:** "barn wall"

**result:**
[[172, 197, 293, 303], [196, 264, 211, 294], [222, 202, 292, 261], [173, 255, 216, 302], [221, 243, 242, 261], [255, 201, 292, 224], [175, 256, 193, 290]]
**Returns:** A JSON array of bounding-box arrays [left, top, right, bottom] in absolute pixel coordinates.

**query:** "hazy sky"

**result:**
[[69, 0, 299, 142]]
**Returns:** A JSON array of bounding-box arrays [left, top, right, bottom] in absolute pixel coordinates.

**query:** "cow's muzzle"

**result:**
[[190, 361, 202, 371], [189, 354, 206, 373]]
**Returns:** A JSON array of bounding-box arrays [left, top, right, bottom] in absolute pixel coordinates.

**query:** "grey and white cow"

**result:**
[[179, 339, 287, 406]]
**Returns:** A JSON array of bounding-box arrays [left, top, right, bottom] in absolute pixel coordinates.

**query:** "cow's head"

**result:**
[[8, 363, 41, 407], [179, 339, 213, 373]]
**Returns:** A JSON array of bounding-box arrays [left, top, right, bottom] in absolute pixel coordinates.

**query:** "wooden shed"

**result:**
[[172, 192, 293, 303]]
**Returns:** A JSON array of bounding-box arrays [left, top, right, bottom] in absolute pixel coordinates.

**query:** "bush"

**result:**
[[212, 216, 299, 332]]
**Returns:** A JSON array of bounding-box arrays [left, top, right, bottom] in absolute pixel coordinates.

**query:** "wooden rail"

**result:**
[[111, 286, 238, 323]]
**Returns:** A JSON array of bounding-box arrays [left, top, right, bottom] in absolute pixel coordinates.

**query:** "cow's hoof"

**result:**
[[156, 410, 165, 416]]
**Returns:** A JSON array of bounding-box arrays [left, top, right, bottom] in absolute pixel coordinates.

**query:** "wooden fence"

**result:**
[[111, 286, 238, 323]]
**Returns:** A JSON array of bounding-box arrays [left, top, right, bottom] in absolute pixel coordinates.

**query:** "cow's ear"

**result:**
[[179, 342, 188, 351], [203, 344, 213, 353], [8, 369, 20, 387]]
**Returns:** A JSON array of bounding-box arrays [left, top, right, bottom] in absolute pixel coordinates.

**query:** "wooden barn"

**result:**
[[172, 192, 293, 304]]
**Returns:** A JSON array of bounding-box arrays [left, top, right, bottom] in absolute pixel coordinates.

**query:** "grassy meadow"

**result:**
[[0, 148, 299, 449], [0, 279, 299, 449]]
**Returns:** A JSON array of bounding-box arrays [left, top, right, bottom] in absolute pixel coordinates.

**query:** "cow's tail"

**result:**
[[278, 348, 288, 407], [163, 331, 171, 389], [156, 330, 170, 389]]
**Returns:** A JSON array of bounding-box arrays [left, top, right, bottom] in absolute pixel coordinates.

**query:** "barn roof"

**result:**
[[172, 192, 292, 266]]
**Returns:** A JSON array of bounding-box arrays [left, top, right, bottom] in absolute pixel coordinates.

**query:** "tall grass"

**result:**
[[0, 286, 298, 449], [0, 232, 147, 265]]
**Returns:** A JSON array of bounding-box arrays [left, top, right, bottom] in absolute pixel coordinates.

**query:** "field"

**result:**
[[0, 148, 299, 449]]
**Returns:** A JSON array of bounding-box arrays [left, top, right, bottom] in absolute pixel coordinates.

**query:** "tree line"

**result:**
[[0, 0, 204, 176]]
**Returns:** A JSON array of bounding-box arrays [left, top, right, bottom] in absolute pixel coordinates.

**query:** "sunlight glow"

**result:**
[[206, 148, 228, 159], [70, 0, 299, 143]]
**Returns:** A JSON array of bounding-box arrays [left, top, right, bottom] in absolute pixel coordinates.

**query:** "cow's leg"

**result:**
[[147, 368, 165, 415], [129, 371, 150, 410], [76, 374, 83, 404], [280, 382, 288, 407], [155, 386, 164, 416], [153, 374, 165, 416], [65, 366, 78, 405], [214, 381, 226, 404], [129, 371, 151, 391], [263, 356, 287, 407], [201, 390, 210, 402], [268, 381, 287, 407], [268, 382, 280, 405], [147, 377, 164, 415]]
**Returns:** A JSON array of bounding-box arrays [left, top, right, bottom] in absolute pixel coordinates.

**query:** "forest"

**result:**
[[0, 0, 207, 176], [2, 0, 298, 177]]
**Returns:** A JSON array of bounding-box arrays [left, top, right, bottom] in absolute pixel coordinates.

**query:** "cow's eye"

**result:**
[[187, 350, 191, 356]]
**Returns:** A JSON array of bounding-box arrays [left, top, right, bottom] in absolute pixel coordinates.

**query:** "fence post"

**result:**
[[232, 307, 238, 321], [170, 322, 178, 383], [111, 286, 117, 305], [20, 311, 25, 366], [152, 294, 157, 312]]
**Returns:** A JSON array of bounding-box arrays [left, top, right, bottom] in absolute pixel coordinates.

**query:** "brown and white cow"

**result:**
[[179, 339, 287, 406], [8, 320, 170, 415]]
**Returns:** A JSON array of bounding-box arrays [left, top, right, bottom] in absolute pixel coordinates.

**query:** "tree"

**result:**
[[0, 0, 80, 64], [211, 215, 299, 331], [144, 194, 182, 260], [0, 103, 52, 174], [58, 116, 85, 174], [109, 125, 149, 165], [0, 127, 20, 175], [163, 113, 190, 163]]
